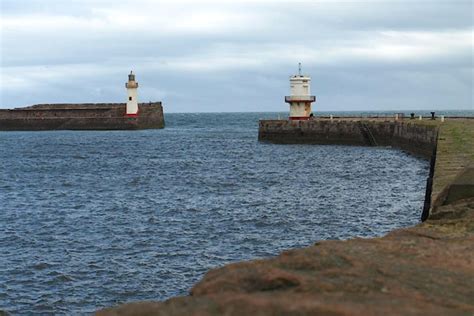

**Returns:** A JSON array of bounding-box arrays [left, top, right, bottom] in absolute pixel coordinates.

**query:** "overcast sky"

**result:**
[[0, 0, 472, 112]]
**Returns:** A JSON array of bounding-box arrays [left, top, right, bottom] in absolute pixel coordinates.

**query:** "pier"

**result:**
[[0, 102, 164, 130], [97, 118, 474, 315]]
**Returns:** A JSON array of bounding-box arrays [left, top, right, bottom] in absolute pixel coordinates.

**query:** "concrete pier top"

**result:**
[[430, 120, 474, 217]]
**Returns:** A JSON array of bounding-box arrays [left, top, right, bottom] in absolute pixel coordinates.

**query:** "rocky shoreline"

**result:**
[[97, 119, 473, 316]]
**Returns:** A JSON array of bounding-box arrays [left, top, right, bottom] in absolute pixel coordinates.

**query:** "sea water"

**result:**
[[0, 112, 434, 314]]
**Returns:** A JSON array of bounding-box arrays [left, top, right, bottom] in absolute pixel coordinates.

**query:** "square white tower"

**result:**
[[284, 64, 316, 120]]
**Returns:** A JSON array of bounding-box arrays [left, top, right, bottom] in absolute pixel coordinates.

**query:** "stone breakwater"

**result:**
[[258, 118, 438, 158], [0, 103, 164, 130], [97, 118, 474, 316]]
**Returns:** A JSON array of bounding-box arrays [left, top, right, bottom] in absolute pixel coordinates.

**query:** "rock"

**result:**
[[97, 198, 474, 316]]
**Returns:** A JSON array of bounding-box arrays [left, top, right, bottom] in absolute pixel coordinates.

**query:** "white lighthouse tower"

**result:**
[[285, 63, 316, 120], [125, 71, 139, 116]]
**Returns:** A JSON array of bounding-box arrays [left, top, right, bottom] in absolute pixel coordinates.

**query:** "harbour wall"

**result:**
[[0, 102, 164, 131], [96, 118, 474, 315], [258, 119, 438, 158], [258, 118, 474, 221]]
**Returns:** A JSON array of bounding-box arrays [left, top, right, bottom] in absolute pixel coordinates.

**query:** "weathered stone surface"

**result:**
[[0, 103, 165, 130], [442, 165, 474, 205], [430, 120, 474, 214], [96, 198, 474, 316], [258, 119, 440, 158]]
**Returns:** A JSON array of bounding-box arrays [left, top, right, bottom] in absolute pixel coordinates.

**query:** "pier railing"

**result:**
[[259, 115, 474, 121]]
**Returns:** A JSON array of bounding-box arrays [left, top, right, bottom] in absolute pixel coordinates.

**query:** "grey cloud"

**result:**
[[1, 0, 472, 111]]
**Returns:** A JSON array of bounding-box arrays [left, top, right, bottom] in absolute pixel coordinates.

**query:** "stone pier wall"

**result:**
[[259, 119, 440, 219], [258, 118, 474, 221], [0, 102, 164, 130], [258, 119, 438, 158]]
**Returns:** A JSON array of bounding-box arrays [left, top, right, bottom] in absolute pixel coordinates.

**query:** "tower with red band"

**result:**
[[125, 71, 139, 117]]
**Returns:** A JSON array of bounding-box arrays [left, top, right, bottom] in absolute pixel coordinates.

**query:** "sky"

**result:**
[[0, 0, 472, 112]]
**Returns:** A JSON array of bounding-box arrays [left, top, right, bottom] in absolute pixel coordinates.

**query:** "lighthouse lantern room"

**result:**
[[285, 63, 316, 120], [125, 71, 139, 116]]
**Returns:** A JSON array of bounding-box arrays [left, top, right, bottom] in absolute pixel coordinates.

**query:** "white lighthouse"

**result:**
[[125, 71, 139, 116], [285, 63, 316, 120]]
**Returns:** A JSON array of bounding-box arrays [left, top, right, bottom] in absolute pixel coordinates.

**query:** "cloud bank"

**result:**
[[1, 0, 472, 112]]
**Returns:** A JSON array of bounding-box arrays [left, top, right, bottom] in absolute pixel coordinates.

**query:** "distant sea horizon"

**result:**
[[164, 109, 474, 116], [2, 103, 473, 116]]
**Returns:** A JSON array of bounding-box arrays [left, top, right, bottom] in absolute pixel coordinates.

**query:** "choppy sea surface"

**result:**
[[0, 111, 440, 314]]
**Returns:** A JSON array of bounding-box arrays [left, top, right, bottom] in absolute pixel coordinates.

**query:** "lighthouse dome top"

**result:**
[[290, 62, 311, 80], [126, 71, 138, 89]]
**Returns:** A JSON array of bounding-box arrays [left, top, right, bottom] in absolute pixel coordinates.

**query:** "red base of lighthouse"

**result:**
[[125, 109, 139, 118], [289, 116, 311, 120]]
